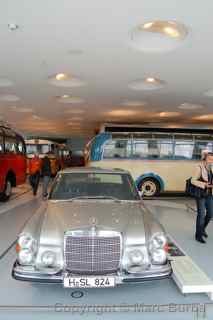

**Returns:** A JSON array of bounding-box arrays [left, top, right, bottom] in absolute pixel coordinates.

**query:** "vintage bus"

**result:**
[[0, 125, 26, 201], [85, 125, 213, 196], [25, 139, 61, 176]]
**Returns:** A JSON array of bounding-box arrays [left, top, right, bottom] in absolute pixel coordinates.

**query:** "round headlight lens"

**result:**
[[149, 233, 167, 251], [18, 234, 35, 250], [151, 249, 167, 265], [128, 249, 144, 266], [41, 251, 56, 267], [18, 249, 34, 265]]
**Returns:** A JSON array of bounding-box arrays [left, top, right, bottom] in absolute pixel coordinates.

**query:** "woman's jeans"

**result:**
[[42, 176, 51, 197], [195, 196, 213, 238]]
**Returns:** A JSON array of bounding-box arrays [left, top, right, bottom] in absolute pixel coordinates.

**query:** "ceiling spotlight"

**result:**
[[8, 23, 19, 31], [129, 20, 188, 53], [55, 73, 69, 81], [178, 103, 204, 110], [107, 109, 138, 117], [146, 77, 155, 83], [193, 114, 213, 121], [128, 78, 166, 91], [159, 111, 182, 117], [49, 73, 85, 88], [56, 95, 85, 104]]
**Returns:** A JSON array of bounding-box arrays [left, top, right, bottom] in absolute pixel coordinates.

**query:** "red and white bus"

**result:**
[[0, 125, 26, 201]]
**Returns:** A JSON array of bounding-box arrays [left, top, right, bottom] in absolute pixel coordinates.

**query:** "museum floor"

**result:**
[[0, 187, 212, 320]]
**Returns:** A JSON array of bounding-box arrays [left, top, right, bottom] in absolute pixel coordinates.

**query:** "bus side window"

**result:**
[[17, 139, 25, 154], [132, 140, 148, 159], [5, 137, 17, 153], [103, 139, 131, 159]]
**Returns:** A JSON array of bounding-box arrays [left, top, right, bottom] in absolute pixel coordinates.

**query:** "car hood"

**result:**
[[39, 200, 150, 246]]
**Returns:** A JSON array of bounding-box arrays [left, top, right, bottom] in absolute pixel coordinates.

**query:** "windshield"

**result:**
[[49, 172, 140, 201], [26, 144, 53, 155]]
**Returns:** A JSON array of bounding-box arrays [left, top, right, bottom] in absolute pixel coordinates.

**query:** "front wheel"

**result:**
[[139, 178, 160, 197], [0, 179, 12, 202]]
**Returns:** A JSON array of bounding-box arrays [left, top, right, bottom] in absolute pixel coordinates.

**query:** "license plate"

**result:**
[[63, 276, 115, 288]]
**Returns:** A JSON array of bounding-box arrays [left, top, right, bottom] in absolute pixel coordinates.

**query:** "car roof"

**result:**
[[59, 167, 129, 175]]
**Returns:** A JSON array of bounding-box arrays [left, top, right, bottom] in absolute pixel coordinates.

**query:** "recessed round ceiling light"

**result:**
[[178, 103, 204, 110], [193, 114, 213, 121], [107, 109, 139, 117], [0, 78, 13, 87], [204, 89, 213, 97], [159, 111, 182, 118], [49, 74, 85, 88], [57, 95, 85, 104], [129, 20, 188, 53], [0, 94, 20, 102], [121, 100, 147, 107], [128, 78, 166, 91]]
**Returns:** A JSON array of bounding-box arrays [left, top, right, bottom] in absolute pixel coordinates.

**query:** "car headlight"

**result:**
[[18, 249, 34, 265], [128, 249, 144, 266], [41, 251, 56, 267], [149, 233, 168, 265], [149, 233, 167, 251], [18, 233, 36, 251], [151, 249, 167, 265]]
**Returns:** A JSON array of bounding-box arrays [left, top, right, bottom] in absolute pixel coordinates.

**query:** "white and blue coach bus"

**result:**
[[85, 125, 213, 197]]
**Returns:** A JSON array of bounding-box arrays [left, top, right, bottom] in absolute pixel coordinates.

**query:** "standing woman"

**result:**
[[191, 152, 213, 243], [41, 155, 52, 198]]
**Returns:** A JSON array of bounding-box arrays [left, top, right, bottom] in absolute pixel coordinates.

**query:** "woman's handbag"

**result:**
[[185, 165, 209, 198], [185, 177, 208, 198]]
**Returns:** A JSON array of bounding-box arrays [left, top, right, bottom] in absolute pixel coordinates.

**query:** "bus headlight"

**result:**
[[18, 249, 34, 265], [41, 251, 56, 267], [151, 249, 167, 265]]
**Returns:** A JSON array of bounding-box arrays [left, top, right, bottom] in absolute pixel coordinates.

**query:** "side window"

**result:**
[[0, 134, 3, 153], [174, 141, 194, 160], [103, 139, 131, 159], [158, 140, 173, 159], [132, 140, 148, 159], [17, 139, 25, 154], [193, 141, 213, 160], [5, 137, 17, 153]]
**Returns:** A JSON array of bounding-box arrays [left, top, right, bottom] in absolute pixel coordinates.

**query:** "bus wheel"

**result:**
[[139, 178, 160, 197], [0, 179, 12, 202]]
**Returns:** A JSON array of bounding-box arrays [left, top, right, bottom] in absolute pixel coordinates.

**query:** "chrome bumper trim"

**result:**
[[12, 261, 172, 284]]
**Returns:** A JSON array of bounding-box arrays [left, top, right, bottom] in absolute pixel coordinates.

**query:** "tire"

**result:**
[[138, 178, 160, 197], [0, 179, 12, 202]]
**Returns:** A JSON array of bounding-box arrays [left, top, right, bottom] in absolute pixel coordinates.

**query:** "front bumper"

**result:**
[[12, 261, 172, 284]]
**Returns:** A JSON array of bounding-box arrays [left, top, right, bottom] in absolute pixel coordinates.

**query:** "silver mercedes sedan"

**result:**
[[12, 167, 171, 288]]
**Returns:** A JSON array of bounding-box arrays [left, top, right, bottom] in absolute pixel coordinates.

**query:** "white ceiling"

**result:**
[[0, 0, 213, 139]]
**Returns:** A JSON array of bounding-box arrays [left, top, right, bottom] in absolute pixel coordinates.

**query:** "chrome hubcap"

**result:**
[[141, 181, 157, 197]]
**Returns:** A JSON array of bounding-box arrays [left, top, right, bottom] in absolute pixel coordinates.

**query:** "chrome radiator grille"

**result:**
[[64, 233, 121, 274]]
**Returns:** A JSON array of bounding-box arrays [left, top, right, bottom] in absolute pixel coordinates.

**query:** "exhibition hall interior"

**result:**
[[1, 1, 213, 319]]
